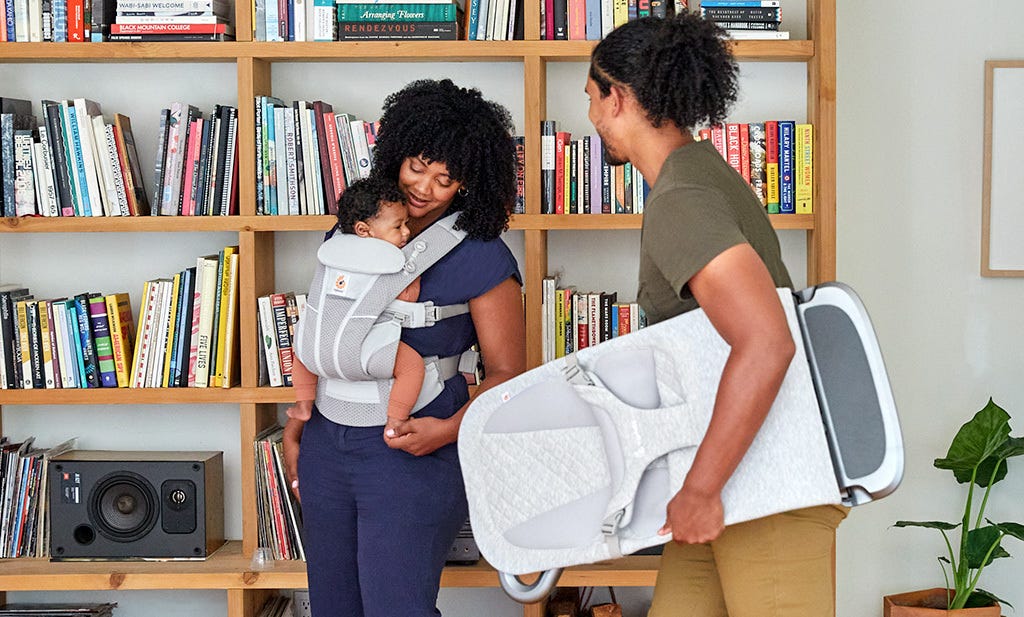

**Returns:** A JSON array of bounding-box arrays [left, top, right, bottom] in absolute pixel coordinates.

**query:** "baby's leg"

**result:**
[[387, 341, 426, 422]]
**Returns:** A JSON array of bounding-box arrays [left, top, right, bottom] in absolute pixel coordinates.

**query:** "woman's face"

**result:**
[[398, 155, 463, 222]]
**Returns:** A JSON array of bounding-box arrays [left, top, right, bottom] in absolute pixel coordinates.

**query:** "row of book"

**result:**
[[699, 0, 790, 41], [0, 96, 150, 219], [255, 596, 298, 617], [254, 425, 305, 561], [255, 291, 303, 388], [0, 605, 117, 616], [0, 0, 117, 42], [464, 0, 521, 41], [538, 0, 681, 41], [541, 121, 649, 215], [0, 285, 136, 391], [255, 96, 375, 216], [696, 120, 813, 214], [0, 436, 75, 559], [151, 102, 240, 216], [541, 276, 647, 363], [252, 0, 460, 42], [132, 246, 240, 389], [109, 0, 234, 42]]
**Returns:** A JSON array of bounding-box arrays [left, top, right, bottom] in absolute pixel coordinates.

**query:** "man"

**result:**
[[585, 13, 848, 617]]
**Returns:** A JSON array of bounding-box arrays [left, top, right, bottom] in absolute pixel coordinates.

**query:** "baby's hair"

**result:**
[[335, 176, 407, 234]]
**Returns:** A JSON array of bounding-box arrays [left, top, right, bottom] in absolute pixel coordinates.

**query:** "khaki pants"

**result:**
[[648, 504, 849, 617]]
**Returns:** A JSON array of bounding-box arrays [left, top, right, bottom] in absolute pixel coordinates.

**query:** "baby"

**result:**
[[289, 176, 426, 440]]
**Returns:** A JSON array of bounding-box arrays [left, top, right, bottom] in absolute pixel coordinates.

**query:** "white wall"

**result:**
[[5, 0, 1024, 614], [836, 1, 1024, 615]]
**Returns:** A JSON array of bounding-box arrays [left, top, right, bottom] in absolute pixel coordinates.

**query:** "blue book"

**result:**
[[467, 0, 480, 40], [53, 0, 67, 41], [4, 0, 14, 41], [584, 0, 601, 41], [170, 267, 196, 387], [73, 293, 100, 388], [64, 105, 94, 217], [778, 120, 795, 214], [475, 0, 489, 40]]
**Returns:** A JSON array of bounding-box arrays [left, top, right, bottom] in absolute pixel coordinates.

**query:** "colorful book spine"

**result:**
[[778, 120, 795, 214], [73, 293, 100, 388], [87, 294, 118, 387], [104, 293, 135, 388], [795, 123, 813, 214], [764, 120, 780, 214]]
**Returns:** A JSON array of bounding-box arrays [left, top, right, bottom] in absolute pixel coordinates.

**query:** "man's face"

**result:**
[[586, 75, 629, 167]]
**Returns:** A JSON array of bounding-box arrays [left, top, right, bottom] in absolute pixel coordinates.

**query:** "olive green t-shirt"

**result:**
[[637, 139, 792, 324]]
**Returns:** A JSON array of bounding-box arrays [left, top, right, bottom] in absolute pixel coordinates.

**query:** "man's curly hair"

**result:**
[[335, 176, 406, 234], [371, 78, 517, 240], [590, 13, 738, 130]]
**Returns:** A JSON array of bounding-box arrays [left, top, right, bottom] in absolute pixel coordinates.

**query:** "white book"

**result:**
[[59, 101, 86, 216], [113, 14, 231, 23], [90, 115, 120, 217], [474, 0, 489, 40], [334, 112, 359, 185], [35, 125, 60, 217], [219, 108, 238, 216], [39, 301, 55, 389], [106, 124, 132, 216], [305, 108, 324, 215], [116, 0, 230, 10], [291, 104, 308, 216], [14, 0, 30, 41], [349, 120, 372, 179], [257, 295, 284, 387], [293, 0, 305, 40], [298, 103, 317, 215], [600, 0, 613, 38], [13, 132, 37, 217], [30, 143, 47, 216], [161, 102, 190, 216], [312, 0, 334, 40], [274, 107, 289, 215], [60, 300, 82, 388], [51, 301, 76, 389], [146, 279, 173, 388], [283, 110, 300, 216], [72, 98, 107, 217], [725, 29, 790, 40], [192, 255, 219, 388], [130, 281, 159, 388], [28, 0, 44, 41]]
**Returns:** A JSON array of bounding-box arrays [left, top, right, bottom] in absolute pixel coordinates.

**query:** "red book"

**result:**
[[725, 122, 742, 175], [545, 0, 555, 39], [68, 0, 85, 42], [710, 124, 726, 158], [568, 0, 586, 39], [321, 110, 346, 207], [110, 22, 233, 34], [618, 303, 630, 336], [739, 123, 751, 183], [554, 131, 570, 214]]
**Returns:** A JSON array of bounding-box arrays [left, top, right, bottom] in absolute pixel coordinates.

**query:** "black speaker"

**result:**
[[48, 450, 225, 560]]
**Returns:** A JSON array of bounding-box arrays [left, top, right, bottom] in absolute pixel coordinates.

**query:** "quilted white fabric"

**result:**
[[459, 289, 841, 575]]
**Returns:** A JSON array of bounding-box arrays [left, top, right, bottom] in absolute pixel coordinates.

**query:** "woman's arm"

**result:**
[[659, 243, 796, 544], [386, 276, 526, 456]]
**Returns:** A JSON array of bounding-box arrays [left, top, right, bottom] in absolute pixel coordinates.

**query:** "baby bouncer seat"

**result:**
[[458, 283, 903, 602]]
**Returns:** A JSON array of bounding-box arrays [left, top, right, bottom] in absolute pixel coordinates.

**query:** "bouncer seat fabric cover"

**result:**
[[459, 284, 900, 578]]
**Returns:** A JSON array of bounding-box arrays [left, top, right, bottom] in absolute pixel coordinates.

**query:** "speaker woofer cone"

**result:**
[[89, 471, 159, 542]]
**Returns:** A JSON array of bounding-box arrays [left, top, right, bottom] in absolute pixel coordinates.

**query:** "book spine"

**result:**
[[87, 295, 118, 387], [540, 120, 555, 214], [13, 131, 36, 217], [778, 120, 794, 214], [700, 5, 779, 20], [764, 119, 779, 214], [748, 122, 767, 206], [514, 135, 525, 214], [73, 293, 100, 388], [335, 20, 455, 38], [257, 295, 283, 387], [795, 123, 812, 214], [25, 302, 44, 388], [104, 294, 132, 387], [336, 3, 455, 21], [37, 301, 56, 388], [271, 293, 293, 387], [712, 20, 779, 30], [110, 21, 232, 32], [150, 108, 170, 215]]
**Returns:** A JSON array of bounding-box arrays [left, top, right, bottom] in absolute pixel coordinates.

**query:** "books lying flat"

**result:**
[[336, 21, 456, 39], [106, 32, 235, 40]]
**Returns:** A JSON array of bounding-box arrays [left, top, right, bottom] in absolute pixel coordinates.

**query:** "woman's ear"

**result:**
[[353, 221, 372, 238]]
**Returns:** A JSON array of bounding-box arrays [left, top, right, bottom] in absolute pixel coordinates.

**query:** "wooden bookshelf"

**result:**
[[0, 1, 835, 615]]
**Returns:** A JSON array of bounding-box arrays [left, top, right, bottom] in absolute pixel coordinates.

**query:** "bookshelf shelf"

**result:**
[[0, 2, 834, 616], [0, 40, 812, 64], [0, 540, 659, 591]]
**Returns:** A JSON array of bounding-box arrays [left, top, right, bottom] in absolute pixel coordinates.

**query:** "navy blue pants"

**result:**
[[298, 408, 468, 617]]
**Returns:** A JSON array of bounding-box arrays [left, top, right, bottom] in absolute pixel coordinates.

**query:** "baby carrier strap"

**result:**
[[294, 213, 475, 427]]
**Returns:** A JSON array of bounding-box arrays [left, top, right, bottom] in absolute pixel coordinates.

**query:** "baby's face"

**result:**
[[366, 200, 412, 248]]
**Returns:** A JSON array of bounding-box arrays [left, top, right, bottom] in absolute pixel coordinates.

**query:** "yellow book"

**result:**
[[161, 273, 182, 388], [795, 123, 813, 214], [16, 300, 32, 389], [766, 121, 781, 214], [554, 288, 566, 359], [613, 0, 628, 27], [37, 300, 55, 389], [212, 245, 238, 387], [105, 293, 135, 388], [219, 252, 240, 389]]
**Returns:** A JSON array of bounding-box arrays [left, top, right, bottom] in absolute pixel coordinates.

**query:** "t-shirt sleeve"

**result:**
[[453, 238, 523, 301], [642, 185, 746, 298]]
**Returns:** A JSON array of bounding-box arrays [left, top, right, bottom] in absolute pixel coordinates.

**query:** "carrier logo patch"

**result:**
[[334, 274, 348, 293]]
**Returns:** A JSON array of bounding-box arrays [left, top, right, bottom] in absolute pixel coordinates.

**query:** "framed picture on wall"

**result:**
[[982, 60, 1024, 277]]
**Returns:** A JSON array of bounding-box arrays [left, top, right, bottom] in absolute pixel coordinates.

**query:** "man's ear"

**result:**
[[607, 83, 630, 116], [353, 221, 371, 238]]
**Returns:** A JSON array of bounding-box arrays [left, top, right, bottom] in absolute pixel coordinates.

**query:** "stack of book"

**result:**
[[0, 605, 117, 617], [1, 96, 150, 219], [336, 0, 460, 41], [254, 597, 296, 617], [109, 0, 235, 41], [151, 102, 239, 216], [252, 0, 336, 40], [699, 0, 788, 41], [696, 120, 813, 214], [0, 285, 138, 391], [0, 0, 116, 42], [130, 246, 240, 389], [541, 276, 646, 364], [254, 425, 305, 561], [540, 120, 649, 215], [256, 291, 305, 387], [0, 437, 75, 559]]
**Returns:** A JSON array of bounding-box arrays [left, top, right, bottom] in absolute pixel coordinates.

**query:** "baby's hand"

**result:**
[[384, 415, 408, 439]]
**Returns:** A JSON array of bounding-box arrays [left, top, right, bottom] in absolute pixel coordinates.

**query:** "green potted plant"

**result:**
[[886, 399, 1024, 615]]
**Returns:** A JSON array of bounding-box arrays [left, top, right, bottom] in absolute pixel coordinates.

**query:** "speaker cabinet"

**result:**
[[48, 450, 224, 560]]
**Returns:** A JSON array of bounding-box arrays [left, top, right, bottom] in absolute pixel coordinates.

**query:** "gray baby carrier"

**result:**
[[459, 283, 903, 602], [293, 213, 478, 426]]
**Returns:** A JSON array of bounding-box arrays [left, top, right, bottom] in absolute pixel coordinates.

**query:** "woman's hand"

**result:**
[[282, 417, 306, 502], [383, 415, 455, 456], [658, 485, 725, 544]]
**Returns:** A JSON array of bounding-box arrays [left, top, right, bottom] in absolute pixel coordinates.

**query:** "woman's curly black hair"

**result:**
[[335, 176, 406, 234], [370, 78, 517, 240], [590, 13, 738, 130]]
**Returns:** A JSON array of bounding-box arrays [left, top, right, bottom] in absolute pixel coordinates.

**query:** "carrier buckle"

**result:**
[[601, 508, 625, 536], [562, 355, 594, 386]]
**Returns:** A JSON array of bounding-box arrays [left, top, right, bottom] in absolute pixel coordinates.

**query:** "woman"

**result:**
[[283, 79, 526, 617]]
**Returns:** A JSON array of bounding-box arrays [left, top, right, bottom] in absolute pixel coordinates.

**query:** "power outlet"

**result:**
[[292, 590, 312, 617]]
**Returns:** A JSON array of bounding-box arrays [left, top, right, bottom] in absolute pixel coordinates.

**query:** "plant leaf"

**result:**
[[995, 436, 1024, 459], [991, 521, 1024, 542], [970, 588, 1012, 609], [966, 526, 1009, 569], [970, 456, 1007, 487], [894, 520, 959, 530], [934, 399, 1011, 484]]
